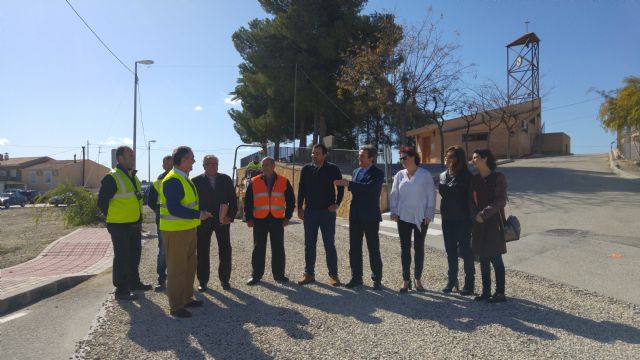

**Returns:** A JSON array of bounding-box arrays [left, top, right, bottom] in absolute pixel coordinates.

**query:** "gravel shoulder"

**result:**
[[75, 221, 640, 359]]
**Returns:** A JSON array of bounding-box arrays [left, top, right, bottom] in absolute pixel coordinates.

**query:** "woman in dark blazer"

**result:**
[[470, 149, 508, 303], [438, 145, 475, 295]]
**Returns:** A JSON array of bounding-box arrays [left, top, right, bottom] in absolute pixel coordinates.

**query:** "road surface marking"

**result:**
[[0, 310, 29, 323]]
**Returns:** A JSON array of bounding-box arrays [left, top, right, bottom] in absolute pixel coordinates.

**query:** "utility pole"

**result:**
[[81, 146, 86, 187]]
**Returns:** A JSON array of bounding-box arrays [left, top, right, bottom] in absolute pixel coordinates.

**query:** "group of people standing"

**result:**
[[98, 142, 508, 318]]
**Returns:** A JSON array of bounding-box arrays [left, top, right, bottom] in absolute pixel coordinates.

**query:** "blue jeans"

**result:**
[[303, 208, 338, 276], [156, 222, 166, 284]]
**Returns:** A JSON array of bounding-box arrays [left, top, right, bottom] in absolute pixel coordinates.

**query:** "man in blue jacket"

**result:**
[[334, 145, 384, 290]]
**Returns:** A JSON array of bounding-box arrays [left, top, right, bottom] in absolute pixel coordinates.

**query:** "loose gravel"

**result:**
[[74, 221, 640, 359]]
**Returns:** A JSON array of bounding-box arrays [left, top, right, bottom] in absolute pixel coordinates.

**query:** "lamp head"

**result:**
[[137, 60, 154, 65]]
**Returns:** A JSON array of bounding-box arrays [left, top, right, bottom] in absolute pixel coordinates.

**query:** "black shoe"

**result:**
[[459, 286, 474, 296], [131, 282, 153, 291], [372, 282, 383, 290], [474, 293, 491, 301], [274, 276, 290, 284], [221, 282, 231, 290], [115, 292, 138, 301], [345, 279, 363, 289], [185, 299, 204, 308], [154, 283, 166, 292], [442, 280, 459, 293], [197, 285, 208, 292], [170, 308, 192, 318], [246, 277, 261, 286], [399, 280, 410, 293], [488, 293, 507, 303]]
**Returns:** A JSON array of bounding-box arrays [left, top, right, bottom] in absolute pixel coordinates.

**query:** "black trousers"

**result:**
[[107, 223, 142, 293], [197, 221, 232, 285], [397, 220, 427, 281], [251, 219, 286, 279], [442, 218, 475, 287], [349, 220, 383, 283], [480, 255, 505, 295]]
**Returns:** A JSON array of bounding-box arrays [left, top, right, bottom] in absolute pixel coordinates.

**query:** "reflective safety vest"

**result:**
[[106, 168, 143, 223], [247, 161, 261, 171], [152, 178, 162, 205], [158, 169, 201, 231], [251, 174, 286, 219]]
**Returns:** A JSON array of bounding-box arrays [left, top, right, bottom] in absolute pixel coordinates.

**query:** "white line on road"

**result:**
[[0, 310, 29, 324], [378, 227, 442, 238], [380, 218, 441, 228]]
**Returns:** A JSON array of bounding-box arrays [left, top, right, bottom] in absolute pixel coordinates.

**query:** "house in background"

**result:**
[[23, 159, 110, 191], [407, 98, 570, 163], [0, 156, 52, 192], [0, 155, 110, 192]]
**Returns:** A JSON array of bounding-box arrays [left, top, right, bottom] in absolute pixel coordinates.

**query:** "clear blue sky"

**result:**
[[1, 0, 638, 181]]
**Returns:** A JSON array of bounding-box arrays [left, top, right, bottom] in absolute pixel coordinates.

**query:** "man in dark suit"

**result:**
[[192, 155, 237, 291], [334, 145, 384, 290]]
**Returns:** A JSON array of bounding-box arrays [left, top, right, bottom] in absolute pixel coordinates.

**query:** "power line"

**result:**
[[63, 0, 133, 74], [298, 66, 357, 125], [137, 82, 147, 145], [542, 97, 600, 112]]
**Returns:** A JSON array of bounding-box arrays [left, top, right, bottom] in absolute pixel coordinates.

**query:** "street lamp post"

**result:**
[[133, 59, 154, 171], [148, 140, 156, 183]]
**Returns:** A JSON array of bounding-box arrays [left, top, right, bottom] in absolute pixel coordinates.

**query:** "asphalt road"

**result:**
[[494, 154, 640, 305], [0, 269, 113, 360]]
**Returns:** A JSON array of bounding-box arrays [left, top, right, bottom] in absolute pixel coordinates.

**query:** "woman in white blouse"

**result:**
[[389, 147, 436, 293]]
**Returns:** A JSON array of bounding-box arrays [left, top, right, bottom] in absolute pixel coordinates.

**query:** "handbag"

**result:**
[[503, 214, 521, 242], [501, 197, 521, 242]]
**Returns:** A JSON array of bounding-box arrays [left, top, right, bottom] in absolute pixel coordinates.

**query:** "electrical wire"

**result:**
[[137, 82, 148, 145], [63, 0, 134, 75], [298, 66, 357, 125], [542, 97, 600, 112]]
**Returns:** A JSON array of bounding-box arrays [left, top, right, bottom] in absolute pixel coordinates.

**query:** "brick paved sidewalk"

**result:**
[[0, 228, 113, 315]]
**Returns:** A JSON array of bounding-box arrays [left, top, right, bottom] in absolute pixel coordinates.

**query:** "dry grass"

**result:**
[[0, 206, 81, 269]]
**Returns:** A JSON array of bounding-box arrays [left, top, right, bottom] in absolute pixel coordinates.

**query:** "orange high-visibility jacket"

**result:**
[[251, 174, 287, 219]]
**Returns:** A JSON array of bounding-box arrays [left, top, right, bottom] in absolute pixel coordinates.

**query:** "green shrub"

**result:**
[[42, 183, 102, 227]]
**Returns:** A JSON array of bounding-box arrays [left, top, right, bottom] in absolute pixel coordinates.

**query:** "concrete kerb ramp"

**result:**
[[0, 228, 113, 315]]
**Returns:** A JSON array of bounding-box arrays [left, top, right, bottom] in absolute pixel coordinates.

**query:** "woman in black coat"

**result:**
[[438, 145, 475, 295], [470, 149, 508, 303]]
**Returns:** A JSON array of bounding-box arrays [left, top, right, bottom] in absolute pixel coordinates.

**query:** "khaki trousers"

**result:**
[[163, 228, 197, 312]]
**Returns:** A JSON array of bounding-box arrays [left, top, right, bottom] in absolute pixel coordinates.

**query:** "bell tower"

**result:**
[[506, 32, 540, 104]]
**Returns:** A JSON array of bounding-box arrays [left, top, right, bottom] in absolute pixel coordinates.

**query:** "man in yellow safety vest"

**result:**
[[158, 146, 212, 318], [98, 145, 150, 301]]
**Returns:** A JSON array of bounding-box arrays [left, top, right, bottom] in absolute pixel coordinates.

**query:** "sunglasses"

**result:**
[[399, 155, 409, 160]]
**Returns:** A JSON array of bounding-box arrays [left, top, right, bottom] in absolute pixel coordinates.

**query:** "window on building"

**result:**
[[43, 170, 53, 184], [462, 133, 488, 142], [9, 169, 17, 178], [29, 171, 37, 184]]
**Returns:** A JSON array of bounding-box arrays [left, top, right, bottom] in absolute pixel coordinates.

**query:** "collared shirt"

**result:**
[[389, 167, 436, 231], [207, 174, 216, 190], [355, 164, 373, 182], [297, 161, 344, 210]]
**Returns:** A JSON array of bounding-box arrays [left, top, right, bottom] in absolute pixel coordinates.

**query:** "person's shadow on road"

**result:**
[[264, 281, 640, 344], [120, 288, 312, 360]]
